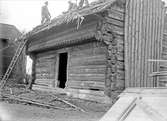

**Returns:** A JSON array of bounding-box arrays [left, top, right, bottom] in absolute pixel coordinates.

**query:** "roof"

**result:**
[[100, 88, 167, 121], [0, 23, 21, 40], [27, 0, 119, 38]]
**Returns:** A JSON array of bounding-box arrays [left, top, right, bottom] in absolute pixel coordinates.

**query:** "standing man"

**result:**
[[41, 1, 51, 24]]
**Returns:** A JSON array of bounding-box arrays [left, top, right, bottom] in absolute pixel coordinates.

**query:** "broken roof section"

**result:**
[[27, 0, 123, 38]]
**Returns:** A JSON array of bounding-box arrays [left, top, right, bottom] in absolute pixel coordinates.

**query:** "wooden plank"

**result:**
[[145, 0, 152, 87], [141, 0, 148, 87], [100, 97, 137, 121], [153, 0, 158, 87], [69, 58, 106, 66], [131, 0, 137, 87], [105, 17, 124, 27], [32, 85, 110, 104], [68, 74, 105, 79], [137, 0, 143, 87], [68, 76, 105, 82], [146, 0, 152, 87], [124, 0, 131, 87], [70, 47, 106, 58], [65, 89, 111, 104], [68, 65, 106, 70], [68, 68, 106, 74], [70, 55, 106, 63], [66, 80, 105, 90], [108, 9, 124, 21], [134, 0, 140, 87]]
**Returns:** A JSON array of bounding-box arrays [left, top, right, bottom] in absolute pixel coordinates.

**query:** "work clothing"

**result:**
[[41, 5, 51, 24]]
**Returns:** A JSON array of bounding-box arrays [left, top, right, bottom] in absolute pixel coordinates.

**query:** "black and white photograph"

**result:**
[[0, 0, 167, 121]]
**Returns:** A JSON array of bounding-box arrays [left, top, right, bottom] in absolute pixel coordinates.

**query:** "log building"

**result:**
[[25, 0, 166, 103], [0, 23, 23, 84]]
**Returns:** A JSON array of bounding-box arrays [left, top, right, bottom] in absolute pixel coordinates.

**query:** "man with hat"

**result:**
[[41, 1, 51, 24]]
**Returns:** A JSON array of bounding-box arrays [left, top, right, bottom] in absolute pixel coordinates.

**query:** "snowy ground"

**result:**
[[0, 102, 105, 121]]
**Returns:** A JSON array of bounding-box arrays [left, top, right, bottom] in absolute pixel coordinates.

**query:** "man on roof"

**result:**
[[41, 1, 51, 24]]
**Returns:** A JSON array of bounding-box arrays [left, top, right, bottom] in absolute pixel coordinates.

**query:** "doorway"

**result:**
[[57, 52, 68, 88]]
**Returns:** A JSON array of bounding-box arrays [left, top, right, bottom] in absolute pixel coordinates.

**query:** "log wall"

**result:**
[[0, 39, 25, 84], [35, 53, 56, 87], [124, 0, 165, 87], [95, 2, 125, 97], [67, 42, 107, 90], [34, 41, 107, 90]]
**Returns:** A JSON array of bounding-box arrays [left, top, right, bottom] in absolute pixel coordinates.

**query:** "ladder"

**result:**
[[0, 38, 28, 89]]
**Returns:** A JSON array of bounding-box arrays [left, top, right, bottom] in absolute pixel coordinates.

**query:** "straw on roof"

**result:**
[[28, 0, 118, 37]]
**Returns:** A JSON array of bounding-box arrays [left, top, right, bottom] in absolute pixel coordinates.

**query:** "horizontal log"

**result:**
[[36, 63, 53, 68], [28, 26, 96, 52], [68, 68, 106, 74], [69, 42, 106, 51], [36, 75, 55, 79], [70, 54, 106, 62], [68, 65, 106, 70], [66, 91, 111, 104], [35, 79, 54, 84], [32, 85, 111, 104], [68, 74, 105, 81], [66, 80, 105, 90], [103, 24, 124, 35], [108, 9, 124, 21], [69, 73, 105, 76], [37, 53, 56, 59], [70, 47, 107, 58], [69, 58, 106, 66], [105, 17, 124, 27]]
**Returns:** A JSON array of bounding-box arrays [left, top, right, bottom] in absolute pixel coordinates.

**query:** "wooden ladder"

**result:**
[[0, 38, 28, 89]]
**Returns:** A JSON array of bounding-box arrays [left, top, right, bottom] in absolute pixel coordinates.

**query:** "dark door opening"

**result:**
[[58, 52, 68, 88]]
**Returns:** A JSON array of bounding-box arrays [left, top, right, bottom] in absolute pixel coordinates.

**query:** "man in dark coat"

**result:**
[[41, 1, 51, 24]]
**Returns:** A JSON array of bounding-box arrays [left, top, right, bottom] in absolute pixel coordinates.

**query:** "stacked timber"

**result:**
[[34, 53, 56, 87], [67, 42, 107, 91], [95, 2, 125, 97]]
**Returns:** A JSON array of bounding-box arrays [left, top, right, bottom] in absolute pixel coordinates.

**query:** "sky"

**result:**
[[0, 0, 96, 32]]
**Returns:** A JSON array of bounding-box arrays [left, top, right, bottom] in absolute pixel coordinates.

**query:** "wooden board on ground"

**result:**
[[100, 88, 167, 121], [32, 85, 112, 104]]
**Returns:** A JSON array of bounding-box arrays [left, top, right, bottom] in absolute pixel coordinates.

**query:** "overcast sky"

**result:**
[[0, 0, 96, 32]]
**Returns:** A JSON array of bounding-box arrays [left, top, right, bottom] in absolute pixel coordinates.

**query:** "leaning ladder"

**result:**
[[0, 38, 28, 89]]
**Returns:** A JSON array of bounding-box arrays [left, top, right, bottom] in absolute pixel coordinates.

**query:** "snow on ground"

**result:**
[[0, 102, 105, 121]]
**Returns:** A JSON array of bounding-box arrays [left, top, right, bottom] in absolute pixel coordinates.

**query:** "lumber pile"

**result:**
[[1, 93, 86, 112]]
